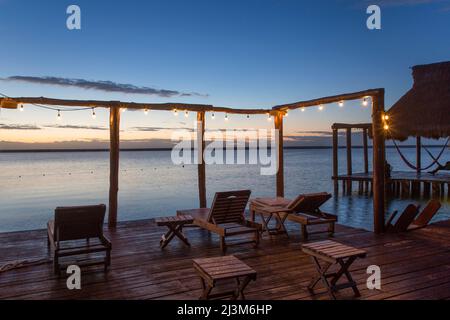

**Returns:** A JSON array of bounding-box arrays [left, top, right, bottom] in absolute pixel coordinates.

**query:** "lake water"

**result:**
[[0, 148, 449, 233]]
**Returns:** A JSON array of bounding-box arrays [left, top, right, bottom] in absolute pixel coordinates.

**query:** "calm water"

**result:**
[[1, 148, 449, 233]]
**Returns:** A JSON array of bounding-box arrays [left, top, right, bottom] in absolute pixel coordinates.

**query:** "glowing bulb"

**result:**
[[19, 104, 24, 112], [144, 108, 149, 115], [121, 108, 127, 113], [318, 105, 324, 111], [383, 115, 389, 120], [384, 124, 389, 130], [211, 112, 215, 119], [285, 110, 288, 117], [362, 97, 368, 107], [91, 108, 96, 119], [301, 107, 306, 112], [57, 109, 62, 121], [173, 109, 178, 116], [225, 113, 229, 121], [338, 101, 344, 107], [184, 110, 189, 118], [267, 113, 272, 121]]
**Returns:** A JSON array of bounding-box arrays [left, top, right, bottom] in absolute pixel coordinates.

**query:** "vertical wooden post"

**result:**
[[346, 128, 352, 193], [332, 128, 339, 193], [363, 128, 369, 174], [372, 92, 386, 234], [108, 107, 120, 229], [275, 111, 284, 197], [197, 111, 207, 208], [416, 136, 421, 174]]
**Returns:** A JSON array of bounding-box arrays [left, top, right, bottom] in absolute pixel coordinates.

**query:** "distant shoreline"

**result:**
[[0, 145, 446, 153]]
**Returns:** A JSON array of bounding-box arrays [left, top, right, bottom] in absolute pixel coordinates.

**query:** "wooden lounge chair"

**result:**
[[47, 204, 112, 275], [408, 200, 441, 230], [177, 190, 261, 253], [251, 192, 337, 241], [385, 204, 419, 233]]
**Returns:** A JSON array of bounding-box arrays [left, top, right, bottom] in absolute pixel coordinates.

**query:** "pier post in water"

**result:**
[[108, 106, 121, 228]]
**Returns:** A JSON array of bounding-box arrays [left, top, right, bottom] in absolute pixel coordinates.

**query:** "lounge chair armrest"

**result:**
[[244, 220, 262, 230], [386, 210, 398, 228], [99, 234, 112, 248], [194, 218, 226, 236]]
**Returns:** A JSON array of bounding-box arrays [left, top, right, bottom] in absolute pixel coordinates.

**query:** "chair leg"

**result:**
[[253, 230, 260, 248], [53, 253, 60, 276], [301, 225, 308, 241], [220, 236, 227, 254], [104, 248, 111, 272], [328, 222, 335, 236]]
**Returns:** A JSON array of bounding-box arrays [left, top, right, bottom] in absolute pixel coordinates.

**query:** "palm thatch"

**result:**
[[387, 61, 450, 141]]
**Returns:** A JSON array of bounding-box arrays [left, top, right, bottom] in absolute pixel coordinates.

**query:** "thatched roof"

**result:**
[[387, 61, 450, 141]]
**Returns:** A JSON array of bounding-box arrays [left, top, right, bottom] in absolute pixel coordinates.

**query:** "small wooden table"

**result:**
[[302, 240, 367, 300], [249, 198, 291, 237], [155, 215, 193, 249], [193, 255, 257, 300]]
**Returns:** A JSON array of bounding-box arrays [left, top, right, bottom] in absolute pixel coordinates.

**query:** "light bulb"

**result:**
[[383, 115, 389, 120], [301, 107, 306, 112], [318, 105, 324, 111], [184, 110, 189, 118], [19, 104, 24, 112], [338, 101, 344, 107], [384, 124, 389, 130], [173, 109, 178, 116], [121, 108, 127, 113], [267, 113, 272, 121], [362, 97, 368, 107], [247, 114, 250, 119], [144, 108, 149, 115], [91, 108, 96, 119], [57, 110, 62, 121], [225, 113, 229, 121], [211, 112, 215, 119], [285, 110, 288, 117]]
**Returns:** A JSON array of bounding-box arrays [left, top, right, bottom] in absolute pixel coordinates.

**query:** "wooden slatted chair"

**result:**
[[47, 204, 111, 275], [385, 204, 419, 233], [408, 200, 442, 230], [178, 190, 261, 253]]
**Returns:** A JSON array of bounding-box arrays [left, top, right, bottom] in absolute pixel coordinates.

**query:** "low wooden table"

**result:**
[[193, 255, 257, 300], [302, 240, 367, 300], [155, 215, 193, 249], [249, 198, 291, 237]]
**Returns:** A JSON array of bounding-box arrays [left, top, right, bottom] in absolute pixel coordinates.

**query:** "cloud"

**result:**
[[44, 124, 108, 130], [130, 126, 195, 132], [3, 76, 208, 98], [0, 123, 41, 130]]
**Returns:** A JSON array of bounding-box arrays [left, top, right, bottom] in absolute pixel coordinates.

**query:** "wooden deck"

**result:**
[[1, 218, 450, 300]]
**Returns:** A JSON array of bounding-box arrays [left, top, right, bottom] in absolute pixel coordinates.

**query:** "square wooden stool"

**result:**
[[302, 240, 367, 300], [193, 255, 257, 300], [155, 215, 193, 249]]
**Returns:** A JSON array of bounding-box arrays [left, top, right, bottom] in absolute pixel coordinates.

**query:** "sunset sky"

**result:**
[[1, 0, 449, 149]]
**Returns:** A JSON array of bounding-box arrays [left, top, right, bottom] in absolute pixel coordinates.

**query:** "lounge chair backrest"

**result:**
[[287, 192, 332, 214], [413, 200, 441, 228], [387, 204, 419, 233], [54, 204, 106, 241], [208, 190, 251, 224]]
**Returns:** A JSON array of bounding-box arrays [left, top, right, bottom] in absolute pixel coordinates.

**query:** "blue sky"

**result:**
[[0, 0, 449, 148]]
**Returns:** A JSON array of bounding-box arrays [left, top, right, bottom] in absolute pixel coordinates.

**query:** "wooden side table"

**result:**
[[302, 240, 367, 300], [155, 215, 193, 249], [193, 255, 257, 300]]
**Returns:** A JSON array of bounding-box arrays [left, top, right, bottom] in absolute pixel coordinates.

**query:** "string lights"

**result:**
[[19, 104, 24, 112], [301, 107, 306, 112], [173, 108, 178, 116], [91, 108, 96, 119], [144, 108, 149, 115], [267, 113, 272, 121], [318, 105, 324, 111], [184, 110, 189, 118], [338, 101, 344, 107], [362, 97, 369, 107], [383, 113, 390, 130], [211, 112, 215, 120], [225, 113, 229, 121], [57, 109, 62, 121]]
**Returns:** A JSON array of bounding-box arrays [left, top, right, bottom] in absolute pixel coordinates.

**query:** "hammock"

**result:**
[[390, 136, 449, 171]]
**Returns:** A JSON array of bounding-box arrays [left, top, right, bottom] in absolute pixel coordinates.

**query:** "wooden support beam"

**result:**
[[346, 128, 352, 193], [197, 112, 207, 208], [416, 136, 422, 174], [108, 107, 120, 229], [363, 128, 369, 174], [275, 112, 284, 197], [332, 128, 339, 193], [372, 92, 386, 234]]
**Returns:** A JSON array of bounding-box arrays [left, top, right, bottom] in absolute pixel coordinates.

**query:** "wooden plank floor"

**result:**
[[1, 219, 450, 300]]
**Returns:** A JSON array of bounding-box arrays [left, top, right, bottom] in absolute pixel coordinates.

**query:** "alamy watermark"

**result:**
[[66, 5, 81, 30], [171, 122, 279, 176]]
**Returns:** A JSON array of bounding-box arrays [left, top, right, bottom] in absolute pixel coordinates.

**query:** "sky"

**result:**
[[0, 0, 449, 149]]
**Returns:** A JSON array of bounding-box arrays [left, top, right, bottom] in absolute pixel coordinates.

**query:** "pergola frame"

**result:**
[[0, 88, 386, 233]]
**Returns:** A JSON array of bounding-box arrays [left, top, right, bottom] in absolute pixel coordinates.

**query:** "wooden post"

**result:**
[[108, 107, 121, 228], [372, 92, 386, 234], [346, 128, 352, 193], [363, 128, 369, 174], [416, 136, 421, 174], [332, 128, 339, 193], [197, 112, 207, 208], [275, 111, 284, 197]]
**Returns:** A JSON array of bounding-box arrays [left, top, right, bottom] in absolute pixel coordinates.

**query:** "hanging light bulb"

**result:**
[[301, 107, 306, 112], [121, 107, 127, 113], [247, 114, 250, 119], [184, 110, 189, 118], [267, 113, 272, 121], [338, 101, 344, 107], [211, 112, 215, 120], [225, 113, 229, 121], [384, 124, 389, 130], [383, 115, 389, 121], [144, 108, 149, 115], [285, 110, 288, 117], [173, 108, 178, 116], [318, 105, 324, 111], [91, 108, 96, 119], [362, 97, 369, 107], [57, 109, 62, 121], [19, 104, 24, 112]]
